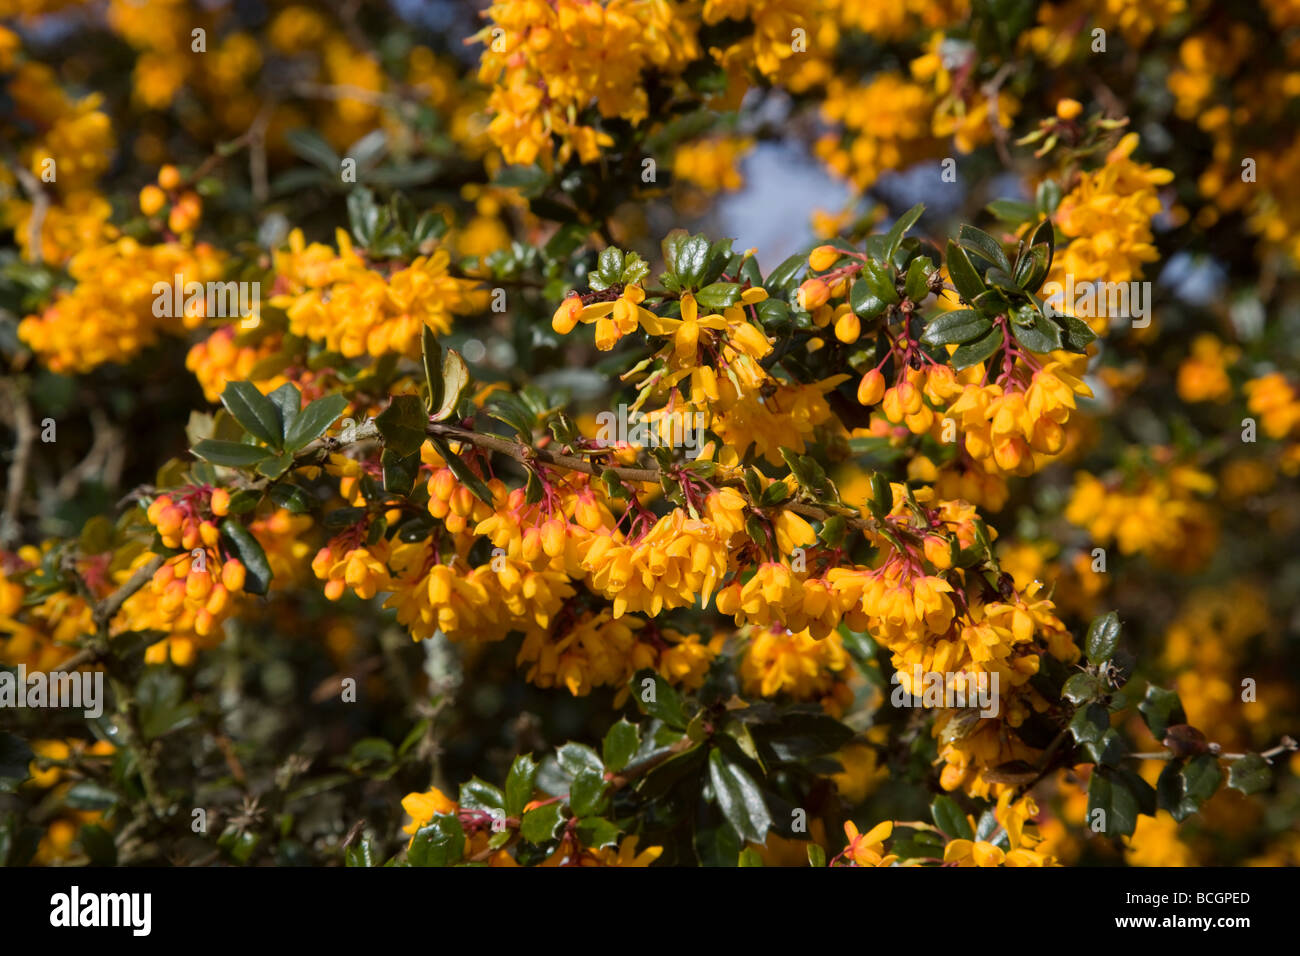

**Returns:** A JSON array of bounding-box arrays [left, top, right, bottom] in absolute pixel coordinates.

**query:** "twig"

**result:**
[[13, 165, 49, 264], [1, 380, 36, 547]]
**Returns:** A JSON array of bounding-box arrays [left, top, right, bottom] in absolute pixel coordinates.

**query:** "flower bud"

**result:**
[[798, 278, 831, 311], [808, 245, 840, 271]]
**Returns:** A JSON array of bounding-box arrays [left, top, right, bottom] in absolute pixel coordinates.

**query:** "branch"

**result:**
[[1, 380, 36, 547]]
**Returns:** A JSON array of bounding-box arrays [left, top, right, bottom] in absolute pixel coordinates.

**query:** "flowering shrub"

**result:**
[[0, 0, 1297, 870]]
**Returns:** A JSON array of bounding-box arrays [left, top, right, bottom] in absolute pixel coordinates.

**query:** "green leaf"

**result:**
[[459, 778, 506, 812], [760, 711, 853, 760], [219, 518, 273, 595], [1086, 611, 1122, 665], [1138, 685, 1187, 740], [920, 309, 991, 347], [806, 843, 827, 867], [429, 437, 494, 506], [267, 383, 302, 440], [695, 281, 742, 309], [986, 199, 1036, 223], [408, 814, 465, 866], [375, 394, 428, 457], [884, 203, 925, 258], [486, 396, 535, 440], [1069, 703, 1110, 745], [1036, 181, 1062, 216], [950, 326, 1002, 370], [972, 288, 1013, 318], [707, 748, 772, 845], [492, 164, 547, 198], [1087, 769, 1140, 837], [957, 224, 1011, 273], [1061, 313, 1097, 351], [945, 240, 987, 303], [505, 754, 538, 817], [1084, 729, 1129, 767], [137, 668, 200, 740], [422, 325, 443, 415], [576, 817, 622, 850], [1027, 217, 1055, 269], [344, 838, 375, 867], [556, 742, 603, 778], [1012, 312, 1064, 354], [661, 231, 714, 290], [602, 719, 640, 773], [764, 252, 807, 292], [221, 381, 283, 449], [904, 255, 932, 302], [431, 349, 470, 423], [1178, 754, 1222, 817], [1014, 243, 1050, 291], [255, 451, 295, 479], [382, 448, 420, 496], [0, 733, 33, 792], [191, 439, 272, 468], [849, 278, 887, 319], [569, 770, 608, 818], [860, 259, 899, 305], [285, 128, 340, 171], [1156, 759, 1187, 820], [64, 780, 118, 810], [1227, 754, 1272, 795], [1063, 672, 1102, 704], [931, 795, 973, 840], [284, 394, 348, 452], [520, 802, 565, 844]]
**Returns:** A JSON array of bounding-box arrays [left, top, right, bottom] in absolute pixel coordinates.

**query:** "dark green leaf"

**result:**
[[1227, 754, 1272, 795], [920, 309, 991, 347], [569, 770, 608, 818], [520, 802, 565, 844], [375, 395, 428, 458], [556, 742, 603, 778], [408, 814, 465, 866], [1086, 611, 1122, 665], [1138, 685, 1187, 741], [950, 326, 1002, 370], [219, 518, 273, 595], [191, 439, 271, 468], [505, 754, 538, 817], [283, 393, 348, 452], [602, 719, 640, 773], [221, 381, 283, 449], [860, 259, 899, 305], [931, 795, 973, 840], [957, 224, 1011, 273], [1063, 672, 1102, 704], [459, 778, 506, 812], [945, 240, 987, 303], [707, 748, 771, 845], [429, 437, 493, 506], [884, 203, 925, 258]]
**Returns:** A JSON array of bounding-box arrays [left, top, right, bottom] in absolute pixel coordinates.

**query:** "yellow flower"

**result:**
[[842, 820, 896, 866]]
